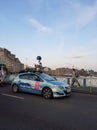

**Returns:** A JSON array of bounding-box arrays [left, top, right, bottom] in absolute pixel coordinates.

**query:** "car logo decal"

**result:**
[[35, 82, 40, 90], [19, 82, 31, 88]]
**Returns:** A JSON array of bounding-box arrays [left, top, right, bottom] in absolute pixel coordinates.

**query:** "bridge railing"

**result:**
[[56, 76, 97, 94]]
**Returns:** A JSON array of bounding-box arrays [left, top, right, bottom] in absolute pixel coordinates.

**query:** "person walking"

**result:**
[[71, 68, 80, 87], [0, 70, 3, 85]]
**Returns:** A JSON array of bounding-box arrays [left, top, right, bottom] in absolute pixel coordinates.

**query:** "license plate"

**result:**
[[67, 89, 71, 93]]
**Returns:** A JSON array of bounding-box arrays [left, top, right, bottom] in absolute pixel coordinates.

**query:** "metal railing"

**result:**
[[56, 76, 97, 94]]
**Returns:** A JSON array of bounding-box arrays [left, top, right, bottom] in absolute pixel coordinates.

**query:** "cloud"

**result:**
[[75, 4, 97, 27], [28, 18, 52, 32], [64, 0, 97, 28], [65, 50, 90, 60], [72, 56, 84, 59]]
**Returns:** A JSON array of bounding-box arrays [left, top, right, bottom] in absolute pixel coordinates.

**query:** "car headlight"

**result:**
[[58, 86, 64, 89]]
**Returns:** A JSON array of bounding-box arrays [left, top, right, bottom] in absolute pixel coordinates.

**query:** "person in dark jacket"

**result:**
[[71, 68, 80, 87]]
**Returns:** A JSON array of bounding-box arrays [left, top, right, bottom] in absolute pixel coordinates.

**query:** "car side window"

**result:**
[[19, 74, 43, 82], [19, 74, 30, 80], [29, 74, 44, 82], [29, 74, 42, 81]]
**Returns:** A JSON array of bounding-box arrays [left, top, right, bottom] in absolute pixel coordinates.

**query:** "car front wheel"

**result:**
[[12, 85, 18, 93], [42, 87, 53, 99]]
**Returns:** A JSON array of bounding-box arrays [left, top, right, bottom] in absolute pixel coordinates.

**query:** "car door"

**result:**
[[18, 74, 34, 93], [28, 74, 43, 94], [18, 73, 43, 94]]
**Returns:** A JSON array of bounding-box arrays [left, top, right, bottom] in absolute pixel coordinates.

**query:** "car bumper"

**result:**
[[53, 89, 71, 98]]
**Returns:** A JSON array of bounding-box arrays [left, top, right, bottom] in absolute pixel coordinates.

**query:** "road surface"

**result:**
[[0, 84, 97, 130]]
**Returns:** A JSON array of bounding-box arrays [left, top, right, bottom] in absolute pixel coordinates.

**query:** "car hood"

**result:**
[[48, 80, 68, 86]]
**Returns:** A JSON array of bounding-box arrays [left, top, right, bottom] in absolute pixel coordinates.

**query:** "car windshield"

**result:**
[[39, 73, 56, 81]]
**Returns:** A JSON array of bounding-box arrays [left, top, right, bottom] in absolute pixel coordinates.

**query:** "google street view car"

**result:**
[[11, 71, 71, 99], [11, 56, 71, 99]]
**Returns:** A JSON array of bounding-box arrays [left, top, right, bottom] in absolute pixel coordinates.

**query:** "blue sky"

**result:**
[[0, 0, 97, 71]]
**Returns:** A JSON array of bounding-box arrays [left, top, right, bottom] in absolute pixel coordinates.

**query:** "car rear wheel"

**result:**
[[12, 85, 18, 93], [42, 87, 53, 99]]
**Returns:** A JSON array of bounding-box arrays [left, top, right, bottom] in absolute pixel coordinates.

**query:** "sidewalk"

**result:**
[[71, 86, 97, 95]]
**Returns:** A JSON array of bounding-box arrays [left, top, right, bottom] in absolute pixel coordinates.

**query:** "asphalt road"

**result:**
[[0, 84, 97, 130]]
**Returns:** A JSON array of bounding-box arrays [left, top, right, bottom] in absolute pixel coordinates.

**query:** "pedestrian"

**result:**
[[71, 68, 80, 87], [0, 70, 3, 85]]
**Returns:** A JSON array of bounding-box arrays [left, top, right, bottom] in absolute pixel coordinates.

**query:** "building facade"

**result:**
[[44, 67, 72, 76], [0, 48, 24, 73]]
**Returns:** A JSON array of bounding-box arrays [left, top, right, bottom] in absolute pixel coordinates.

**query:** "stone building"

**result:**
[[44, 67, 72, 76], [0, 48, 24, 73]]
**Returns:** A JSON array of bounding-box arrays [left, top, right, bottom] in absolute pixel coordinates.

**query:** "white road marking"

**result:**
[[2, 93, 24, 100]]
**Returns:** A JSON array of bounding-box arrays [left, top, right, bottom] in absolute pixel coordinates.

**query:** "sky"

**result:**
[[0, 0, 97, 71]]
